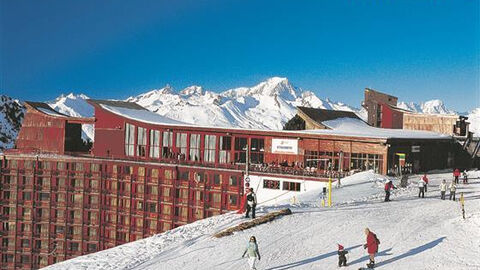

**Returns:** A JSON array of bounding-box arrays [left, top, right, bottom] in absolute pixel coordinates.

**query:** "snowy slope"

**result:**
[[0, 95, 25, 150], [45, 170, 480, 270]]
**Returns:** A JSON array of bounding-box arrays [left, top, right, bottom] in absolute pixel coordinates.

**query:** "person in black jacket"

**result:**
[[337, 244, 348, 267], [245, 188, 257, 219]]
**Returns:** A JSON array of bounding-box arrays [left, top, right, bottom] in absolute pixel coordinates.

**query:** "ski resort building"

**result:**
[[0, 100, 458, 269], [362, 88, 462, 135]]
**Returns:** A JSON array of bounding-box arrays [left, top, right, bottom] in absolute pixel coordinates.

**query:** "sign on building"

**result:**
[[411, 145, 421, 153], [271, 138, 298, 154]]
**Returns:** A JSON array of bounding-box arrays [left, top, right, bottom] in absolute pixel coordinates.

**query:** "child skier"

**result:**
[[242, 236, 261, 270], [337, 244, 348, 267], [449, 181, 457, 201], [462, 170, 468, 184], [440, 179, 447, 200]]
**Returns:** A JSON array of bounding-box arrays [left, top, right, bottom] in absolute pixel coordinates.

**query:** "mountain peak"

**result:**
[[248, 76, 298, 99], [180, 85, 203, 96]]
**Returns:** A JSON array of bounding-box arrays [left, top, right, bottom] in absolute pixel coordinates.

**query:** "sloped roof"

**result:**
[[24, 101, 95, 123], [297, 106, 361, 124], [88, 99, 147, 110]]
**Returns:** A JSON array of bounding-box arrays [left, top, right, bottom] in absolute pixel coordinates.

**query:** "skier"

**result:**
[[453, 169, 460, 184], [422, 174, 429, 192], [449, 181, 456, 201], [363, 228, 379, 269], [462, 170, 468, 184], [418, 177, 426, 198], [337, 244, 348, 267], [384, 180, 395, 202], [245, 188, 257, 219], [242, 236, 261, 270], [237, 183, 250, 214], [439, 179, 447, 200]]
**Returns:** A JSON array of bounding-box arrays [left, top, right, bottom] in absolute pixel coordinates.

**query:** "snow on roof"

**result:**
[[37, 107, 69, 117], [100, 104, 188, 126], [100, 103, 450, 140], [316, 117, 450, 139]]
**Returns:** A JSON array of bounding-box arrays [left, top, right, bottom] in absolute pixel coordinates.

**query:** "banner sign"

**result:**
[[271, 138, 298, 154]]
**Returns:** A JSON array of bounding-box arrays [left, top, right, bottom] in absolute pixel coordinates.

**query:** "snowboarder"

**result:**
[[439, 179, 447, 200], [337, 244, 348, 267], [453, 169, 460, 184], [462, 170, 468, 184], [242, 236, 261, 270], [418, 178, 426, 198], [363, 228, 379, 269], [449, 181, 456, 201], [245, 188, 257, 219], [422, 174, 429, 192], [384, 180, 395, 202]]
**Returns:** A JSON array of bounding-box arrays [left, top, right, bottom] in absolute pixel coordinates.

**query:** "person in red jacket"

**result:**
[[384, 180, 395, 202], [422, 174, 429, 192], [454, 169, 461, 184], [363, 228, 379, 269]]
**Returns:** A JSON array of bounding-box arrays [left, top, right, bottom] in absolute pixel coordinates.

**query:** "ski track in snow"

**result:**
[[45, 171, 480, 270]]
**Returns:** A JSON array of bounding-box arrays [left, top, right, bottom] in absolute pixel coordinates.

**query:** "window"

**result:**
[[22, 192, 31, 200], [219, 136, 231, 163], [234, 137, 248, 163], [229, 194, 238, 205], [282, 181, 301, 191], [137, 127, 147, 157], [40, 193, 49, 201], [149, 130, 161, 158], [87, 244, 97, 252], [162, 131, 173, 158], [70, 242, 79, 251], [21, 239, 30, 248], [179, 171, 189, 181], [204, 135, 216, 163], [189, 134, 201, 161], [263, 179, 280, 190], [229, 176, 238, 186], [304, 150, 319, 168], [176, 133, 187, 159], [147, 202, 157, 213], [213, 174, 221, 185], [250, 138, 264, 164], [125, 123, 135, 156], [21, 255, 30, 263]]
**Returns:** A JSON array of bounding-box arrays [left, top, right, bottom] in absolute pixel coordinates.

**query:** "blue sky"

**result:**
[[1, 0, 479, 111]]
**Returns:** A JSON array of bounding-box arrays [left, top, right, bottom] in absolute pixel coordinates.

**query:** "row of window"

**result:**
[[263, 179, 301, 191], [124, 123, 265, 164]]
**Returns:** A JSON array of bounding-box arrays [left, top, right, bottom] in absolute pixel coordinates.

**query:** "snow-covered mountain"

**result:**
[[47, 93, 95, 141], [397, 99, 454, 115], [127, 77, 366, 130], [0, 95, 25, 150], [468, 108, 480, 136], [0, 77, 479, 150]]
